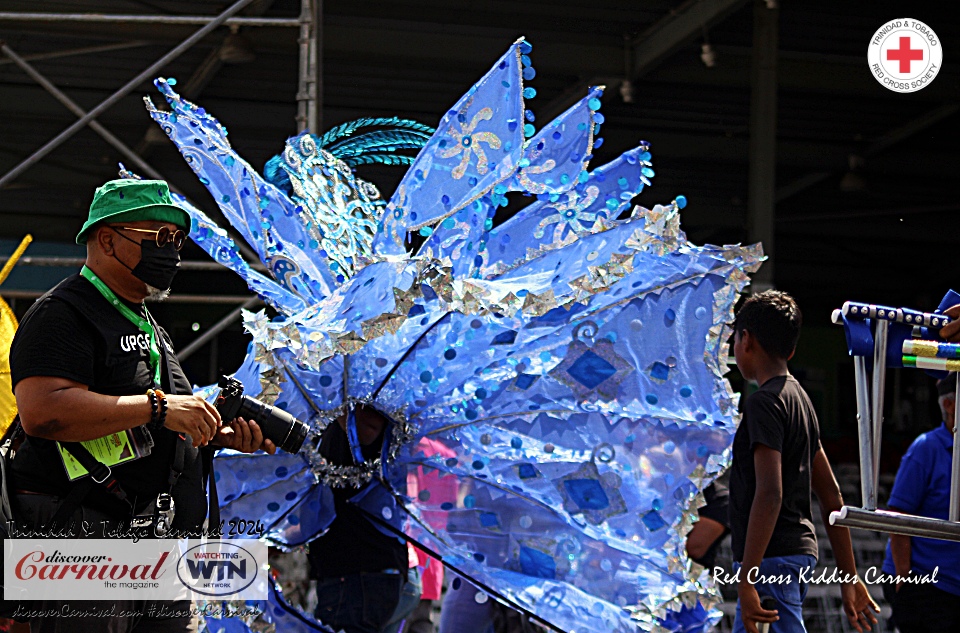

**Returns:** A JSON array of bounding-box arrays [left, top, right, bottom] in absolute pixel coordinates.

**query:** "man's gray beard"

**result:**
[[145, 284, 171, 302]]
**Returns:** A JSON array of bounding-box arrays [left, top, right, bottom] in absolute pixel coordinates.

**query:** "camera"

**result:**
[[214, 376, 309, 454]]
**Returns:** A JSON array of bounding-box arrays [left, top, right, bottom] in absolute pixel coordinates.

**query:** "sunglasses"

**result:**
[[116, 226, 186, 251]]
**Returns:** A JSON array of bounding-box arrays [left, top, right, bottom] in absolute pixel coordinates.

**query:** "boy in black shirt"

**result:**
[[728, 290, 878, 633]]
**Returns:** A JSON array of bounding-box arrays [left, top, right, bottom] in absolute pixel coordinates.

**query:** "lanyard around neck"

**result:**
[[80, 265, 162, 386]]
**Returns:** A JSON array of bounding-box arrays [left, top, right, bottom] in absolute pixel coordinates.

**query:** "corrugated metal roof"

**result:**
[[1, 0, 957, 316]]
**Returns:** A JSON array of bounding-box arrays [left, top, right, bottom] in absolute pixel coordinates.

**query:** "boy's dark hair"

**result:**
[[734, 290, 802, 359]]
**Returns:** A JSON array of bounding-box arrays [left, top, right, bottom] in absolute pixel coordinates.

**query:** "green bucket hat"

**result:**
[[76, 179, 191, 245]]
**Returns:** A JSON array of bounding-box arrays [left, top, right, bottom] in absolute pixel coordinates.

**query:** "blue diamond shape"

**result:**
[[518, 546, 556, 579], [517, 463, 538, 479], [563, 478, 610, 510], [492, 330, 518, 345], [649, 361, 670, 381], [479, 512, 500, 528], [642, 510, 667, 531], [515, 373, 538, 389], [566, 350, 617, 389]]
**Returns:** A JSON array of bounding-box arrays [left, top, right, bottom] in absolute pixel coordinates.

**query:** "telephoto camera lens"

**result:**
[[215, 377, 309, 453]]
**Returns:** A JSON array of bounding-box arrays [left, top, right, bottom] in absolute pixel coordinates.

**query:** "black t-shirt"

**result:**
[[729, 375, 820, 562], [692, 470, 731, 569], [307, 422, 407, 578], [8, 273, 206, 532]]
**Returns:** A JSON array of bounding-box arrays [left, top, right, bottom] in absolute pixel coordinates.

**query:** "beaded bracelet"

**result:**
[[146, 389, 160, 425], [154, 388, 169, 429]]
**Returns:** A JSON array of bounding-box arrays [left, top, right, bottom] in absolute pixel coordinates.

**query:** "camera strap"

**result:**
[[50, 441, 134, 529], [148, 310, 186, 500], [150, 310, 219, 530]]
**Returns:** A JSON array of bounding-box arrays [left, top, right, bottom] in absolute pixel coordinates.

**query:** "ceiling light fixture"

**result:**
[[700, 43, 717, 68], [219, 25, 256, 64], [840, 154, 867, 193]]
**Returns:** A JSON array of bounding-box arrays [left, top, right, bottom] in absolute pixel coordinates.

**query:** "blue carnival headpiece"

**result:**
[[139, 37, 764, 633]]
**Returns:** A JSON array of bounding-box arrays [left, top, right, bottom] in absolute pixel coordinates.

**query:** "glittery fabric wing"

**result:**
[[504, 86, 601, 197], [214, 450, 334, 548], [247, 203, 760, 629], [479, 146, 655, 278], [173, 192, 308, 314], [267, 132, 386, 283], [146, 80, 336, 303], [372, 39, 528, 254], [417, 86, 601, 278], [219, 198, 758, 633]]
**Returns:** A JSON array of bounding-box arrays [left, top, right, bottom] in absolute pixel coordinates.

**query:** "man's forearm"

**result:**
[[19, 386, 151, 441], [824, 521, 858, 576], [819, 496, 859, 577], [890, 533, 911, 577], [811, 448, 860, 578]]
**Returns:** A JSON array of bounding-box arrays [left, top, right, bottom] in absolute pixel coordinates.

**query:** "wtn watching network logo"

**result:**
[[176, 542, 260, 597]]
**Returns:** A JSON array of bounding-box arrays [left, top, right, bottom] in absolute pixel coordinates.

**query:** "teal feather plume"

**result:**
[[317, 118, 435, 149]]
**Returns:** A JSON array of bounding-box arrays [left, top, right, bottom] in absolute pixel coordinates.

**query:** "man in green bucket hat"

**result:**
[[5, 179, 275, 632], [74, 179, 190, 301]]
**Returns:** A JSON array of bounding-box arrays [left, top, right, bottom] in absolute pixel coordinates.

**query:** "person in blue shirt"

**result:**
[[881, 374, 960, 632]]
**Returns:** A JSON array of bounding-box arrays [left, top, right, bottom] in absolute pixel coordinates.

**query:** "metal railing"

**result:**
[[829, 301, 960, 541]]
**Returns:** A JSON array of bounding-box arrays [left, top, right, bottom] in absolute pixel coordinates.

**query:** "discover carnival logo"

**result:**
[[3, 539, 266, 600], [13, 549, 168, 584], [868, 19, 942, 93]]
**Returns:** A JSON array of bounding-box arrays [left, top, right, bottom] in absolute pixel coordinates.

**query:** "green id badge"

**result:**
[[57, 427, 151, 481]]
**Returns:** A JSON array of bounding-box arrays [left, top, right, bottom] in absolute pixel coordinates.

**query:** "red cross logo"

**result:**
[[887, 36, 924, 73]]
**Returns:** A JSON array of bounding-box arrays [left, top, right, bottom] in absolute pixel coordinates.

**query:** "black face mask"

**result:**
[[111, 229, 181, 291]]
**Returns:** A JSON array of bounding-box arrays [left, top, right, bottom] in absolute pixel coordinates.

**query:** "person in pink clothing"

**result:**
[[390, 438, 459, 633]]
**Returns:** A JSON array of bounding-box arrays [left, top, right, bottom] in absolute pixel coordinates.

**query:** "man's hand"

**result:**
[[840, 578, 880, 632], [214, 417, 277, 454], [738, 581, 778, 633], [940, 304, 960, 341], [164, 394, 221, 448]]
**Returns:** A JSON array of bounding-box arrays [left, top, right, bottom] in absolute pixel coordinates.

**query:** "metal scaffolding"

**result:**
[[0, 0, 259, 189], [746, 0, 778, 291], [296, 0, 323, 133], [0, 0, 324, 366], [0, 12, 297, 27]]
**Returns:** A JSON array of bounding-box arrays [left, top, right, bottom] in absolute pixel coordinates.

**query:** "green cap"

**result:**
[[76, 179, 191, 245]]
